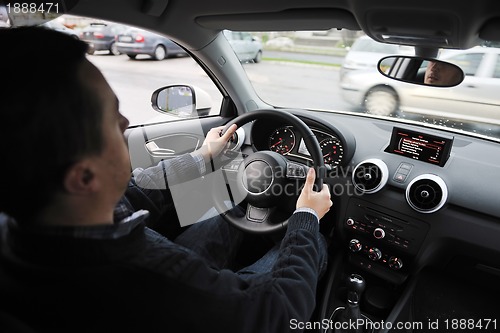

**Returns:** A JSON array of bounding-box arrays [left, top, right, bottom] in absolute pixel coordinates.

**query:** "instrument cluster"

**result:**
[[266, 125, 345, 168]]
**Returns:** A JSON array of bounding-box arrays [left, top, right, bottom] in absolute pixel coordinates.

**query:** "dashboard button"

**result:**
[[388, 256, 403, 270], [393, 172, 407, 183], [373, 228, 385, 239], [349, 239, 362, 252], [368, 247, 382, 261]]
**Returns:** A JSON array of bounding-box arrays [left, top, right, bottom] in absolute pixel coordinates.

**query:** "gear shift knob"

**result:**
[[346, 274, 365, 304]]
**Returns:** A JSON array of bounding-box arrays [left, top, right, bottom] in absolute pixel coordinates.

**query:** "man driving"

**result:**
[[0, 27, 332, 332]]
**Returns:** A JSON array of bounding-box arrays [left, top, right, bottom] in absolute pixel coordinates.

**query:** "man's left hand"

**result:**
[[199, 124, 238, 163]]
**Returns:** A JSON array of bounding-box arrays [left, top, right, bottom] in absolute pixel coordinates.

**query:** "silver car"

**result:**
[[223, 30, 263, 63], [339, 35, 414, 80], [340, 46, 500, 126]]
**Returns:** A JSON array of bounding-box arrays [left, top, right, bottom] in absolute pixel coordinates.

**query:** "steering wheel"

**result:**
[[213, 109, 325, 234]]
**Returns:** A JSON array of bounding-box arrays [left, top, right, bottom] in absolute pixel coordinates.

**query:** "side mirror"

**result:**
[[378, 56, 464, 87], [151, 85, 212, 118]]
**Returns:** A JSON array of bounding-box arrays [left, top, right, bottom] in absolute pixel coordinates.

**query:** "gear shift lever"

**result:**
[[333, 274, 367, 333], [347, 274, 365, 307], [344, 274, 365, 332]]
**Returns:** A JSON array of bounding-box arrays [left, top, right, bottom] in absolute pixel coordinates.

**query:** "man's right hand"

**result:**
[[296, 168, 332, 220]]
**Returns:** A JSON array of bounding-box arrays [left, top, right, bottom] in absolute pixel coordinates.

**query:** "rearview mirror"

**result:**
[[151, 85, 212, 118], [378, 56, 464, 87]]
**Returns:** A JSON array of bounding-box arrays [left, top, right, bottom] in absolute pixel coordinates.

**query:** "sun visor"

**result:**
[[196, 9, 360, 31], [364, 10, 459, 48], [479, 18, 500, 41]]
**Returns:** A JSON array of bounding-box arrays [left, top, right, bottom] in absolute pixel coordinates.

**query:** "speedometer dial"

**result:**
[[320, 137, 344, 167], [269, 127, 296, 155]]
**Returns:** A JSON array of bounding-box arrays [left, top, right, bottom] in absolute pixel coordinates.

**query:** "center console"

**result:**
[[343, 198, 429, 285], [316, 127, 456, 332], [317, 197, 430, 332]]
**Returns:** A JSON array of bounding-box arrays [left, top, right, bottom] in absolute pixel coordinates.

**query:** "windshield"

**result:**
[[350, 38, 399, 53], [4, 10, 498, 140], [242, 30, 500, 140]]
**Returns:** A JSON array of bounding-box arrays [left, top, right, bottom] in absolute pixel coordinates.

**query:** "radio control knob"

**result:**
[[388, 256, 403, 270], [373, 228, 385, 239], [349, 239, 362, 253], [346, 218, 355, 226], [368, 247, 382, 261]]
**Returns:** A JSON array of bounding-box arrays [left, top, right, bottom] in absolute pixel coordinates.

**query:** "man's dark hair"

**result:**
[[0, 26, 105, 224]]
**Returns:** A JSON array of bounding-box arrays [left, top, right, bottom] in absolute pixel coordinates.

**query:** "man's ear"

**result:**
[[63, 161, 99, 194]]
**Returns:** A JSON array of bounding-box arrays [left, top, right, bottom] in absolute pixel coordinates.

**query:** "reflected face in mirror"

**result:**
[[424, 60, 463, 86], [378, 55, 464, 88]]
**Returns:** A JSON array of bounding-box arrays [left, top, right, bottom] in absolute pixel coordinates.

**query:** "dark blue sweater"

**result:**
[[0, 154, 324, 332]]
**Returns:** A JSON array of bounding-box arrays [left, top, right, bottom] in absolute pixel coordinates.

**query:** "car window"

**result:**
[[223, 30, 263, 64], [350, 38, 399, 53], [241, 32, 253, 41], [77, 18, 223, 126], [445, 53, 483, 76], [493, 55, 500, 78], [224, 30, 240, 40]]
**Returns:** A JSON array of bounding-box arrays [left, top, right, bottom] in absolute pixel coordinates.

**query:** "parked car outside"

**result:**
[[339, 35, 414, 80], [340, 46, 500, 126], [116, 27, 187, 60], [223, 30, 263, 63], [80, 22, 128, 55], [40, 21, 79, 39]]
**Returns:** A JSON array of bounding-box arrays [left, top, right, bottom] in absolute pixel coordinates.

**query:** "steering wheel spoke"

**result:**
[[246, 204, 273, 223], [286, 161, 309, 179], [225, 204, 290, 233], [220, 156, 245, 183]]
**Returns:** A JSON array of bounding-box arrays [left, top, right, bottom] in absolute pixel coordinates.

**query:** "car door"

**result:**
[[87, 31, 233, 223]]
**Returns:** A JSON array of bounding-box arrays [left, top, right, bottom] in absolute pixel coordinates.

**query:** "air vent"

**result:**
[[352, 159, 389, 194], [406, 174, 448, 213]]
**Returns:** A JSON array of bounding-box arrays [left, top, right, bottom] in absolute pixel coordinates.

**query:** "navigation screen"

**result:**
[[386, 128, 453, 166]]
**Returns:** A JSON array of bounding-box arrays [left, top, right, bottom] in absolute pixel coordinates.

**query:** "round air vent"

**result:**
[[352, 159, 389, 194], [406, 174, 448, 213]]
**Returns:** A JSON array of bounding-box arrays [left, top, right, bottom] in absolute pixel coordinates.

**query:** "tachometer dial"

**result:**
[[320, 137, 344, 167], [269, 127, 296, 155]]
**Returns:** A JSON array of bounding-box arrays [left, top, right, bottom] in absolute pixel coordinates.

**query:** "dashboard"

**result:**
[[247, 109, 500, 283], [130, 106, 500, 292], [126, 105, 500, 322], [249, 110, 500, 218]]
